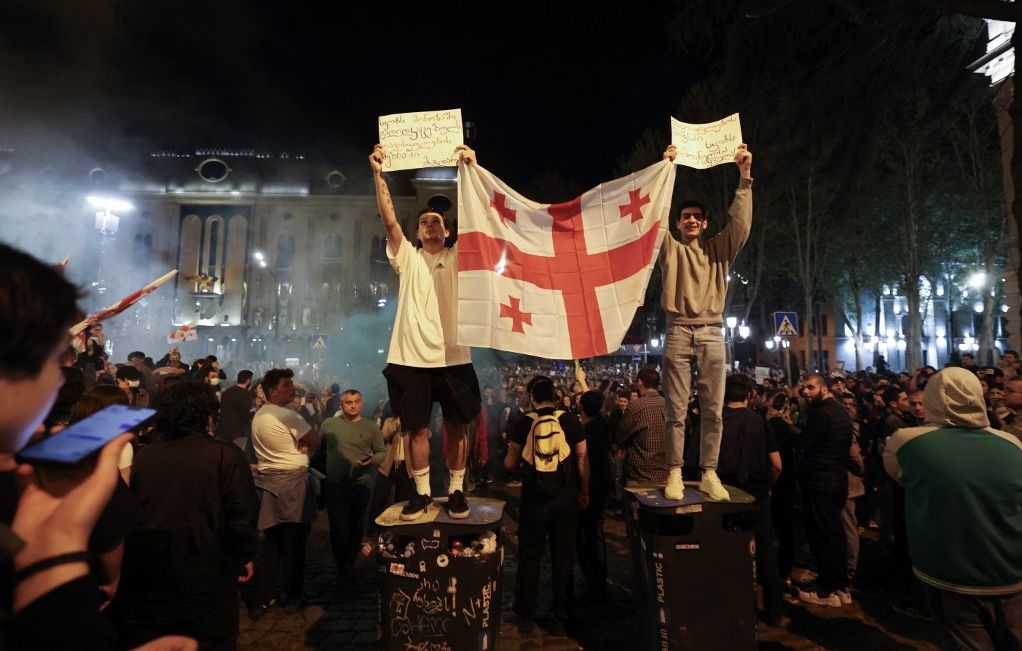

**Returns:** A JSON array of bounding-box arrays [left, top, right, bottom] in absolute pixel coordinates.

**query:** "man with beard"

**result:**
[[796, 374, 853, 608]]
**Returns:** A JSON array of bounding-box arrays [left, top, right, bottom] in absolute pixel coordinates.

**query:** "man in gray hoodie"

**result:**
[[884, 367, 1022, 650], [659, 143, 753, 502]]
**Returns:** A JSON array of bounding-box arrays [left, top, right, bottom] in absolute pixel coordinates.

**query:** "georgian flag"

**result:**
[[457, 159, 675, 360], [168, 323, 199, 344], [70, 269, 178, 338]]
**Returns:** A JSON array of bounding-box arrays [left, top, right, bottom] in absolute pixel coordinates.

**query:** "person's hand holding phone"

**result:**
[[11, 432, 133, 612]]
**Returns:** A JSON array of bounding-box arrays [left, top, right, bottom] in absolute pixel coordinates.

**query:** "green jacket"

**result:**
[[884, 368, 1022, 596]]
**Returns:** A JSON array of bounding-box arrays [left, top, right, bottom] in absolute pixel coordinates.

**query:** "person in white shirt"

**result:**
[[249, 368, 320, 613], [369, 144, 481, 521]]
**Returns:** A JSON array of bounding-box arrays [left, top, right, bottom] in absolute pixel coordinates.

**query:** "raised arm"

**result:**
[[369, 145, 405, 256], [717, 143, 754, 261]]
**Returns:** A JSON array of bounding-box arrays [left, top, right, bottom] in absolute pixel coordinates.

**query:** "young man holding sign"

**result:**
[[660, 142, 753, 501], [369, 143, 481, 520]]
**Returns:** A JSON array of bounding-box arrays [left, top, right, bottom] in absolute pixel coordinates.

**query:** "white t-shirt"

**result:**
[[252, 402, 313, 471], [386, 238, 471, 367]]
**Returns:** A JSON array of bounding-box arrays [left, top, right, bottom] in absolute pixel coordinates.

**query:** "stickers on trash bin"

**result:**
[[388, 562, 420, 580], [437, 554, 450, 568], [675, 504, 703, 514], [421, 538, 440, 550]]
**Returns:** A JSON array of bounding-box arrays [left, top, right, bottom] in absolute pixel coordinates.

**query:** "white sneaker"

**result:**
[[797, 589, 841, 608], [836, 589, 853, 605], [664, 467, 684, 500], [698, 469, 730, 501]]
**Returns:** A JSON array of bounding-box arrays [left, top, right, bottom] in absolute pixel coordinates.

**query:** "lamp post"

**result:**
[[87, 195, 132, 296], [725, 316, 738, 372], [253, 250, 280, 356]]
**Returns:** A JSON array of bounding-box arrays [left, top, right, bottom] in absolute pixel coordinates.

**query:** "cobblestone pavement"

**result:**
[[238, 482, 944, 650]]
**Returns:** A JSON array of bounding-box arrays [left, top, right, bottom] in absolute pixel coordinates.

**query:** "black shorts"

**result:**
[[383, 363, 482, 433]]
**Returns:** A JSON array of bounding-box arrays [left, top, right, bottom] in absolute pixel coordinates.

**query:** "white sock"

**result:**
[[413, 467, 431, 496], [668, 467, 682, 484], [449, 468, 465, 494]]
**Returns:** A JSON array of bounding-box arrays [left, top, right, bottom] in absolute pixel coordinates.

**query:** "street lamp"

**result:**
[[252, 250, 280, 354], [725, 317, 738, 371], [87, 195, 133, 295]]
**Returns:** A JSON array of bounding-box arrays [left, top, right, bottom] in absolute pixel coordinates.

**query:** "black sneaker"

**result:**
[[400, 493, 433, 520], [446, 490, 470, 519]]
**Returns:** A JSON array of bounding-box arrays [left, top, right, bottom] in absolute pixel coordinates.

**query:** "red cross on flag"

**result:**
[[457, 159, 676, 359], [168, 323, 199, 344]]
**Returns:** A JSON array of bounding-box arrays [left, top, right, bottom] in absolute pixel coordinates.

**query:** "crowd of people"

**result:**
[[0, 137, 1018, 651]]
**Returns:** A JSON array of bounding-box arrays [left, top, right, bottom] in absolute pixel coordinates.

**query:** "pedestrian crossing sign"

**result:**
[[310, 335, 328, 352], [773, 312, 799, 337]]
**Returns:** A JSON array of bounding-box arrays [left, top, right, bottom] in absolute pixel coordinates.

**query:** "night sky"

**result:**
[[0, 1, 706, 190]]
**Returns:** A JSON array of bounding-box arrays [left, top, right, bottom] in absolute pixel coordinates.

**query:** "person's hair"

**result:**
[[45, 366, 87, 427], [527, 375, 556, 404], [70, 385, 129, 422], [262, 368, 294, 395], [151, 380, 219, 440], [637, 367, 660, 390], [676, 200, 708, 222], [882, 386, 904, 407], [416, 207, 449, 230], [725, 374, 755, 403], [804, 373, 827, 388], [342, 389, 361, 399], [128, 351, 146, 361], [205, 355, 218, 363], [236, 370, 253, 385], [770, 393, 788, 411], [194, 361, 215, 378], [116, 365, 144, 382], [0, 243, 82, 379], [580, 390, 604, 417], [330, 382, 341, 393]]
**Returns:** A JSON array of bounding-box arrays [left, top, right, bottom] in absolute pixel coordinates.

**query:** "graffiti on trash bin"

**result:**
[[402, 641, 453, 651], [460, 578, 496, 629]]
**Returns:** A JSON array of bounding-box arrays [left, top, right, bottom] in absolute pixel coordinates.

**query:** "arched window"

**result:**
[[276, 233, 296, 270]]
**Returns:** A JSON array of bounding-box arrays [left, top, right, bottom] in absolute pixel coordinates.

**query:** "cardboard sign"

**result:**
[[378, 109, 464, 171], [670, 113, 743, 169]]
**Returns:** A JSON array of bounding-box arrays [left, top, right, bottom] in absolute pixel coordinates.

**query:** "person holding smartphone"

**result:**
[[318, 389, 385, 577], [0, 242, 196, 651]]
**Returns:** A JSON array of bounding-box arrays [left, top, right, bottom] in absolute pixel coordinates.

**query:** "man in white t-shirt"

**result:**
[[249, 368, 320, 612], [369, 143, 481, 521]]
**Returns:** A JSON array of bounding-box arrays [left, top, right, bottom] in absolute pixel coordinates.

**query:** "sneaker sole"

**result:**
[[447, 507, 470, 519], [698, 485, 730, 501]]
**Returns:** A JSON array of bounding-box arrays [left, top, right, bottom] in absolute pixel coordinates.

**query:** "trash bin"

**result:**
[[627, 483, 757, 651], [374, 496, 505, 651]]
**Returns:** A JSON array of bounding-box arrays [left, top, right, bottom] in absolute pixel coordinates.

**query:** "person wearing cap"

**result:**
[[369, 143, 482, 521]]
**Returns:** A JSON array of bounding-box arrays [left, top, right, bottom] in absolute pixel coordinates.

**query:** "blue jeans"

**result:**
[[662, 323, 726, 470]]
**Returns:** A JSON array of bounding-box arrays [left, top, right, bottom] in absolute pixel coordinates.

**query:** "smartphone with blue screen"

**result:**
[[17, 404, 156, 464]]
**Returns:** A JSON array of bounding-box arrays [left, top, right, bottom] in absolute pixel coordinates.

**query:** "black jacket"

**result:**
[[216, 384, 253, 442], [799, 396, 853, 492], [119, 435, 258, 604]]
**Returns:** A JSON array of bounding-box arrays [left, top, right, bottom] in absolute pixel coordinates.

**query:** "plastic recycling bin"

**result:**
[[626, 483, 757, 650]]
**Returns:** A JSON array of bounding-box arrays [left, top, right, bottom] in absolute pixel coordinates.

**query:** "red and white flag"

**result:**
[[457, 160, 675, 359], [70, 269, 178, 337], [168, 323, 198, 344]]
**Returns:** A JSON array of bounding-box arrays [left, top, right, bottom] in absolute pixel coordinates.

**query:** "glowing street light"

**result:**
[[86, 195, 132, 295], [968, 272, 987, 289]]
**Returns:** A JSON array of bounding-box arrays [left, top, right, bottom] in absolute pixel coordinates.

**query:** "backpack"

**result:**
[[522, 410, 572, 495]]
